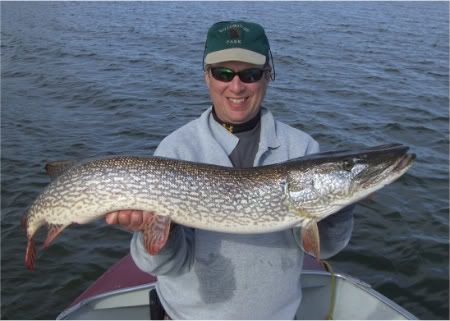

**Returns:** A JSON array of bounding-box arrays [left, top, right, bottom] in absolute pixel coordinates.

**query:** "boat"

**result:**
[[57, 253, 417, 320]]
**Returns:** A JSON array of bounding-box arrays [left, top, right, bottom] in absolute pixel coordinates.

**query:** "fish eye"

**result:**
[[343, 159, 354, 171]]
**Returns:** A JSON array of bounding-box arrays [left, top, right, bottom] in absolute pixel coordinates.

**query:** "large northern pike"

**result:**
[[23, 144, 415, 270]]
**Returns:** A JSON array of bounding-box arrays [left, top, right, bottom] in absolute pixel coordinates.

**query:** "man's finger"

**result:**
[[129, 210, 144, 228], [105, 212, 118, 225], [116, 210, 132, 226]]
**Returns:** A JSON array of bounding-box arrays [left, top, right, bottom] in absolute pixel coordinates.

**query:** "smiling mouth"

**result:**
[[228, 97, 247, 104]]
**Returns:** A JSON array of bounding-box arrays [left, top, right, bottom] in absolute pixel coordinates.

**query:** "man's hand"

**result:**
[[106, 210, 176, 254], [105, 210, 156, 232]]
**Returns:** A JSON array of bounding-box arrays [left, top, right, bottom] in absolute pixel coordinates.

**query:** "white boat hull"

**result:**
[[58, 269, 417, 320]]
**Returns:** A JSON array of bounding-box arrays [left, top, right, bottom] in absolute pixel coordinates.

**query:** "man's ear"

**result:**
[[264, 65, 273, 81], [204, 70, 211, 89]]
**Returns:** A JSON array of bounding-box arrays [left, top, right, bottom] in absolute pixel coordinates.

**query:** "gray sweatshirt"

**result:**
[[130, 107, 353, 319]]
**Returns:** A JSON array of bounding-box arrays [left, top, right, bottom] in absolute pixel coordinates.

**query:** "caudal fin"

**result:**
[[25, 238, 36, 271], [143, 215, 171, 255], [24, 223, 68, 271], [21, 216, 28, 230]]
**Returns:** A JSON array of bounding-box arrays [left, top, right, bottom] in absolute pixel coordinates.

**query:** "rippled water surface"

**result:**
[[1, 2, 448, 319]]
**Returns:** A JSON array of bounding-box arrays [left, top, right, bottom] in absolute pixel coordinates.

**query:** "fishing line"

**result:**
[[321, 260, 336, 320]]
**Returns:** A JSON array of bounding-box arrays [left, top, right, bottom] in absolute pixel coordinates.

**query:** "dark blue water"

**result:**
[[1, 2, 448, 319]]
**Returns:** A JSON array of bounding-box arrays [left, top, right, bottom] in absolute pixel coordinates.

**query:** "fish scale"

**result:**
[[23, 144, 415, 270]]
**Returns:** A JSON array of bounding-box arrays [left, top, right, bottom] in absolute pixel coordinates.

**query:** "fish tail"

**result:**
[[21, 215, 28, 230], [143, 215, 171, 255], [25, 237, 36, 271]]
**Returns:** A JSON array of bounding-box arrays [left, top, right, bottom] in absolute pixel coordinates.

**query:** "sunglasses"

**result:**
[[209, 67, 268, 83]]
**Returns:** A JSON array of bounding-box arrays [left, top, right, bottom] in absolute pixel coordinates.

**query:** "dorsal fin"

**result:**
[[44, 160, 77, 179]]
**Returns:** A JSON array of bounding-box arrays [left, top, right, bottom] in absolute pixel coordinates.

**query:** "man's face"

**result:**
[[205, 61, 270, 124]]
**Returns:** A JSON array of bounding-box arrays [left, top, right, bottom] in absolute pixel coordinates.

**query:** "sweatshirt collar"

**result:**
[[211, 106, 261, 134], [206, 106, 281, 157], [259, 107, 281, 150]]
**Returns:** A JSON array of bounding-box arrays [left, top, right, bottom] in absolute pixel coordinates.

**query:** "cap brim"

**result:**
[[205, 48, 266, 65]]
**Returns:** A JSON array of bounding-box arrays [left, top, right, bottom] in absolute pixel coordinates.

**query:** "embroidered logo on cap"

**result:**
[[229, 26, 240, 39]]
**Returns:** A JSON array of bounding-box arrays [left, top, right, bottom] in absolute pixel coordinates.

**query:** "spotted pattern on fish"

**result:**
[[25, 157, 306, 241]]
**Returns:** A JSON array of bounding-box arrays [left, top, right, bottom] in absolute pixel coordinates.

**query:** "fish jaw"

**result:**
[[348, 152, 415, 205]]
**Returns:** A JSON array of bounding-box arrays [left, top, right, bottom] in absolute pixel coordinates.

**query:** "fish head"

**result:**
[[286, 144, 416, 220]]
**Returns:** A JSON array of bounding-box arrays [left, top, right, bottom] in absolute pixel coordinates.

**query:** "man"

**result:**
[[106, 20, 353, 319]]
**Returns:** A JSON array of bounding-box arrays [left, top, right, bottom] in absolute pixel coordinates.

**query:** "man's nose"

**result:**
[[228, 74, 246, 92]]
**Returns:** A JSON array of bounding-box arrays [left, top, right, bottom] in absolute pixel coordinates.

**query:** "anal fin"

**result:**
[[143, 215, 171, 255], [43, 224, 69, 249]]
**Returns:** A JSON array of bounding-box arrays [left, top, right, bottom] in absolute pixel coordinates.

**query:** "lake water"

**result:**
[[1, 2, 448, 319]]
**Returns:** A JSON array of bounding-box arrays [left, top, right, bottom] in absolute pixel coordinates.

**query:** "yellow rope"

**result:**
[[321, 260, 336, 320]]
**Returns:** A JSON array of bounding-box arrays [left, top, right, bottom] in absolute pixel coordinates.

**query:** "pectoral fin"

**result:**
[[302, 222, 321, 261], [143, 215, 171, 255]]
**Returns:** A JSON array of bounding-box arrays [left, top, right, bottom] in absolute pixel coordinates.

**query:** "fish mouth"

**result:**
[[290, 143, 416, 183], [356, 144, 416, 188], [392, 152, 416, 172], [356, 143, 411, 160], [370, 144, 416, 173], [369, 144, 416, 172]]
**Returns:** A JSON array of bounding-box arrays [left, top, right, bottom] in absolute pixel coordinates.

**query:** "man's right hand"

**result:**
[[105, 210, 157, 232]]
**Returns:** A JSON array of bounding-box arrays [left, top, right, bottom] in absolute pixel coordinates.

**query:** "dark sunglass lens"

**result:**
[[210, 67, 265, 83], [211, 68, 235, 82], [239, 69, 264, 83]]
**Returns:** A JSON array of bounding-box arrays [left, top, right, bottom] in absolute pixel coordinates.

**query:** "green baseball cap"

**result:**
[[204, 21, 270, 66]]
